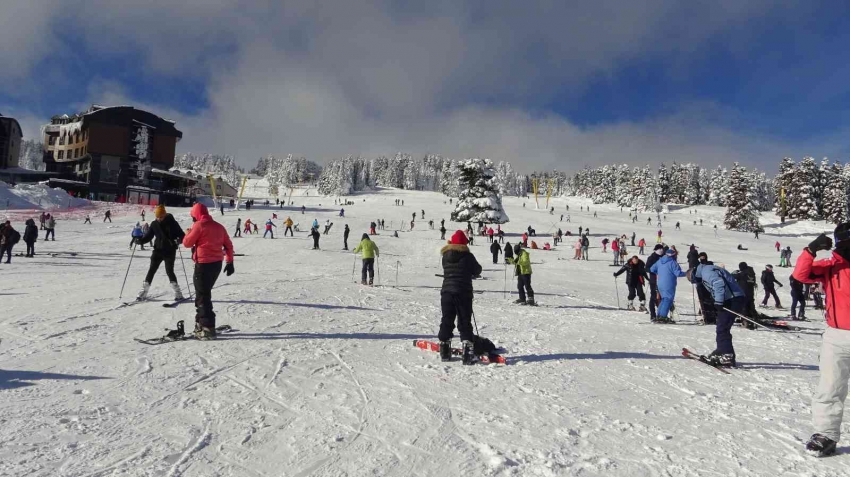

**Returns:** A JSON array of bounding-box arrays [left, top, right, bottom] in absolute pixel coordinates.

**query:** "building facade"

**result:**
[[42, 105, 194, 205], [0, 113, 23, 170]]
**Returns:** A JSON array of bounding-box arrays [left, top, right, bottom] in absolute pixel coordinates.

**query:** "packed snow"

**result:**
[[1, 189, 847, 476], [0, 181, 90, 210]]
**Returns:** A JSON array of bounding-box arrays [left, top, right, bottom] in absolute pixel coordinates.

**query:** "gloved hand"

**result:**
[[809, 234, 833, 253], [224, 262, 234, 276]]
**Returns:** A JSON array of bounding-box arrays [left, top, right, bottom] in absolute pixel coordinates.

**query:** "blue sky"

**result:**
[[1, 1, 848, 172]]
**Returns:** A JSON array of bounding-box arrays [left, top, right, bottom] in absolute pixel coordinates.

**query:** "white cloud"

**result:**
[[0, 0, 820, 172]]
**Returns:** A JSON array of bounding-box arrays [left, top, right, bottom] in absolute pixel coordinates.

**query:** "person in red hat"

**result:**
[[438, 230, 482, 364]]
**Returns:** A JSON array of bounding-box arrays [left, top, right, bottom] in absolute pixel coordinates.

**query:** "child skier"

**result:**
[[614, 255, 648, 311], [438, 230, 483, 364], [264, 219, 277, 239], [508, 244, 535, 306], [130, 223, 144, 249]]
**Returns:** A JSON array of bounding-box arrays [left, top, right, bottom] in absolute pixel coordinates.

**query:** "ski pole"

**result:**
[[351, 254, 357, 282], [178, 247, 193, 299], [503, 263, 507, 299], [395, 260, 400, 287], [376, 256, 381, 286], [722, 306, 794, 340], [119, 244, 137, 300], [614, 276, 620, 309], [471, 308, 480, 336], [692, 284, 697, 317]]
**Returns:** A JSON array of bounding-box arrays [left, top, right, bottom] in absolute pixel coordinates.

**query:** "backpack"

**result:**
[[10, 229, 21, 245]]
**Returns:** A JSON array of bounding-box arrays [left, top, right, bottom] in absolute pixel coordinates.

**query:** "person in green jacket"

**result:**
[[353, 233, 380, 285], [507, 244, 535, 305]]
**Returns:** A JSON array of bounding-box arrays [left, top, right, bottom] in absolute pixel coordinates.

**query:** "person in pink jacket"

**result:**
[[183, 203, 235, 339]]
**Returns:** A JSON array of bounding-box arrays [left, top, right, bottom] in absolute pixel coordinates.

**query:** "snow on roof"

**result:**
[[49, 178, 89, 186], [0, 167, 56, 175]]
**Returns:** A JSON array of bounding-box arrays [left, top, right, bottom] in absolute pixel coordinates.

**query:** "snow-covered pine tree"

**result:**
[[707, 166, 727, 206], [450, 158, 509, 224], [723, 163, 761, 232], [822, 162, 848, 224], [614, 164, 632, 207], [791, 157, 819, 220], [685, 164, 702, 205], [656, 163, 671, 203]]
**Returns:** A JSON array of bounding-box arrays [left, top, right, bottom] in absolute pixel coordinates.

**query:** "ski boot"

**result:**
[[164, 320, 186, 341], [170, 282, 184, 301], [194, 325, 217, 340], [805, 434, 837, 457], [461, 340, 477, 365], [526, 298, 537, 306], [707, 351, 736, 368], [360, 280, 367, 285], [638, 303, 647, 313], [652, 316, 674, 324], [439, 340, 452, 362], [514, 299, 527, 305], [626, 303, 636, 311], [136, 282, 151, 301]]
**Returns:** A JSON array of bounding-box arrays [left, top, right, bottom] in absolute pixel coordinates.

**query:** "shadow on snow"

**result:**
[[0, 369, 110, 391]]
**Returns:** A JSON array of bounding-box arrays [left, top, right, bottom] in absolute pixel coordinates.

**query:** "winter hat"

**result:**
[[449, 230, 468, 245], [766, 264, 773, 269], [835, 223, 850, 246], [154, 205, 166, 218], [665, 249, 677, 257], [653, 244, 664, 251], [361, 233, 369, 240], [514, 244, 522, 255], [739, 261, 748, 271]]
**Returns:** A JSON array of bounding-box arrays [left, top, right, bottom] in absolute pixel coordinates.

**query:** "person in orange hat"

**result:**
[[438, 230, 482, 364], [136, 204, 187, 302]]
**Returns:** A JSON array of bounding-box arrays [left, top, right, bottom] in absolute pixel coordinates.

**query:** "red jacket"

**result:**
[[611, 240, 619, 251], [792, 249, 850, 330], [183, 203, 234, 264]]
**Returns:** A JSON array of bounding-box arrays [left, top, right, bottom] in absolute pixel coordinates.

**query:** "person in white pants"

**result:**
[[792, 224, 850, 457]]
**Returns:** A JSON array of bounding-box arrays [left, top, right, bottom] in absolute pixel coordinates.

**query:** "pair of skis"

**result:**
[[120, 296, 191, 309], [413, 340, 507, 365], [134, 321, 234, 345], [681, 348, 731, 374]]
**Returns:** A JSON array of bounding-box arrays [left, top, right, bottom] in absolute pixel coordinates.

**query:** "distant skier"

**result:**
[[675, 221, 680, 230], [631, 232, 636, 246], [504, 241, 514, 264], [23, 218, 37, 257], [263, 219, 276, 239], [649, 248, 686, 323], [438, 230, 483, 364], [353, 234, 379, 285], [234, 218, 242, 238], [220, 204, 225, 216], [343, 224, 350, 250], [790, 275, 807, 320], [439, 224, 446, 240], [614, 255, 648, 312], [339, 208, 345, 218], [284, 217, 294, 236], [309, 227, 321, 250], [0, 221, 19, 263], [732, 262, 758, 325], [760, 264, 783, 308], [130, 223, 144, 249], [775, 241, 781, 252], [638, 237, 646, 255], [611, 236, 620, 265], [713, 224, 718, 237], [581, 234, 590, 260], [45, 215, 56, 241], [687, 245, 699, 270], [84, 215, 92, 224], [182, 203, 235, 340], [508, 244, 535, 306], [656, 229, 662, 244], [490, 239, 501, 264], [136, 205, 187, 301], [103, 210, 112, 223]]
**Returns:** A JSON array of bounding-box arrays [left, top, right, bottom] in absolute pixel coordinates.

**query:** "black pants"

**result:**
[[492, 252, 499, 264], [234, 226, 241, 237], [649, 279, 658, 318], [193, 261, 222, 329], [716, 296, 745, 355], [146, 250, 178, 284], [0, 244, 11, 263], [285, 226, 293, 237], [312, 237, 320, 249], [697, 285, 717, 324], [25, 240, 35, 257], [104, 216, 111, 222], [344, 234, 349, 249], [517, 274, 534, 302], [742, 291, 757, 318], [761, 288, 781, 306], [438, 291, 474, 342], [361, 258, 375, 283], [440, 231, 446, 240], [45, 229, 54, 240], [627, 283, 646, 302]]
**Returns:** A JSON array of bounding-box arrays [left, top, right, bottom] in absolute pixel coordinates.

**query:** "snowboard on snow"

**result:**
[[413, 339, 507, 365], [681, 348, 731, 374]]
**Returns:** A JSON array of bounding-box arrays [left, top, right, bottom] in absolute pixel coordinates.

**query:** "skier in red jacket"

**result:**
[[792, 224, 850, 456], [183, 203, 235, 340]]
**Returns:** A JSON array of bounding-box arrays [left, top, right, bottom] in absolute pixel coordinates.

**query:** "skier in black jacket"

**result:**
[[686, 245, 700, 270], [23, 218, 38, 257], [732, 262, 758, 326], [135, 205, 187, 301], [693, 252, 718, 324], [760, 264, 783, 308], [343, 224, 350, 250], [309, 227, 321, 250], [490, 240, 501, 264], [503, 241, 514, 264], [614, 255, 648, 311], [645, 244, 664, 319], [439, 230, 483, 364]]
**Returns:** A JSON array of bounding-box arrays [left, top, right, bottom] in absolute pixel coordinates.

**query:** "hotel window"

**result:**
[[48, 136, 56, 145], [58, 150, 64, 159], [59, 135, 65, 145], [100, 156, 120, 183], [75, 148, 80, 158]]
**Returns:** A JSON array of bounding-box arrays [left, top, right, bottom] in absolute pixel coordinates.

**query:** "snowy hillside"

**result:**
[[1, 189, 847, 476], [0, 181, 90, 210]]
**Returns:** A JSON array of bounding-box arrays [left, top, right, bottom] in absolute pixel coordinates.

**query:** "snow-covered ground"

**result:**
[[0, 189, 846, 476]]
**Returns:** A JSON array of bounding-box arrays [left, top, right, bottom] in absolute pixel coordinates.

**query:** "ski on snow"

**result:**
[[162, 297, 193, 308], [681, 348, 731, 374], [134, 324, 234, 345], [413, 339, 507, 365]]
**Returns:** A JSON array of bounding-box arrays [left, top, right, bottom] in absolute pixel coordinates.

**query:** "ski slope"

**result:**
[[0, 189, 846, 477]]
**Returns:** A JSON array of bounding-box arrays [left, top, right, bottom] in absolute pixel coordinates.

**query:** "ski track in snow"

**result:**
[[2, 190, 850, 476]]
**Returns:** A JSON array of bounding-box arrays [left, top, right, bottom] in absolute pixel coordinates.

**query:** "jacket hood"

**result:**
[[25, 218, 35, 226], [441, 244, 470, 255], [190, 203, 211, 221], [659, 255, 676, 264]]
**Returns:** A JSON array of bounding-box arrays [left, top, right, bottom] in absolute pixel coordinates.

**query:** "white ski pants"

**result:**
[[813, 327, 850, 441]]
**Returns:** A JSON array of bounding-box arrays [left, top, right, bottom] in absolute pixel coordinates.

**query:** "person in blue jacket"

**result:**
[[130, 223, 145, 250], [692, 262, 746, 367], [649, 248, 686, 323], [312, 218, 319, 230]]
